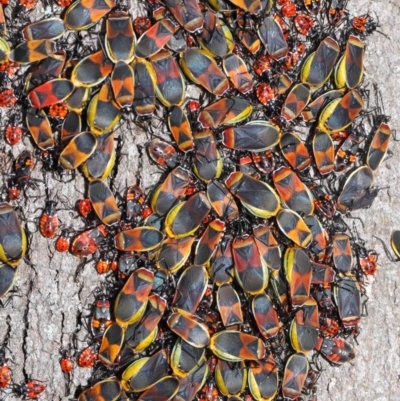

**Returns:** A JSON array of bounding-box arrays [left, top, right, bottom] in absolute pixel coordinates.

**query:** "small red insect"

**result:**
[[55, 0, 72, 6], [0, 60, 18, 76], [96, 257, 111, 275], [0, 89, 18, 107], [0, 350, 11, 389], [77, 346, 97, 368], [14, 380, 46, 400], [133, 17, 152, 36], [141, 205, 153, 218], [39, 200, 59, 239], [359, 250, 378, 276], [78, 199, 92, 218], [256, 82, 275, 105], [48, 102, 68, 119], [18, 0, 38, 10], [8, 186, 21, 201], [60, 352, 74, 373], [253, 55, 271, 76], [294, 14, 314, 35], [5, 124, 23, 146], [55, 230, 71, 253], [281, 2, 296, 17]]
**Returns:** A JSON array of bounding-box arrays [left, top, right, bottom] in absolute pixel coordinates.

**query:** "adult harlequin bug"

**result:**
[[248, 357, 278, 401], [132, 58, 156, 116], [105, 12, 136, 63], [0, 202, 27, 266], [304, 215, 329, 261], [366, 122, 391, 171], [65, 86, 89, 113], [222, 121, 281, 152], [258, 16, 288, 61], [164, 0, 204, 33], [210, 331, 266, 362], [216, 283, 243, 328], [313, 130, 335, 175], [26, 108, 54, 150], [22, 18, 66, 41], [114, 268, 154, 327], [150, 50, 186, 107], [168, 106, 194, 152], [98, 322, 125, 366], [135, 376, 180, 400], [277, 209, 313, 248], [121, 349, 169, 392], [155, 236, 195, 273], [0, 89, 17, 107], [280, 132, 311, 171], [282, 352, 309, 399], [167, 311, 210, 348], [110, 61, 134, 109], [114, 226, 164, 252], [9, 40, 55, 65], [173, 265, 208, 315], [207, 181, 239, 223], [78, 378, 121, 401], [194, 219, 225, 266]]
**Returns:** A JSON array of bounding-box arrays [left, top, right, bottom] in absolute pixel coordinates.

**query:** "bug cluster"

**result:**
[[0, 0, 394, 399]]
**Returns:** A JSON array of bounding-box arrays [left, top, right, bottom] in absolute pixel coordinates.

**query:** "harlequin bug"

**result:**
[[48, 102, 68, 119], [4, 116, 23, 146], [13, 380, 46, 399], [0, 89, 17, 107]]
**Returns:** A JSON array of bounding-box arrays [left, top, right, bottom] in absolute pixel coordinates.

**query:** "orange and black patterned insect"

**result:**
[[70, 224, 108, 258], [77, 199, 92, 219], [328, 0, 347, 26], [357, 246, 378, 276], [132, 59, 156, 116], [98, 322, 125, 366], [55, 0, 72, 6], [48, 102, 68, 119], [115, 226, 164, 252], [14, 150, 36, 189], [8, 186, 21, 201], [95, 254, 111, 275], [91, 294, 113, 339], [308, 183, 336, 219], [155, 236, 195, 273], [13, 380, 46, 400], [26, 108, 54, 150], [125, 185, 145, 222], [280, 132, 311, 171], [18, 0, 38, 10], [78, 378, 121, 401], [4, 118, 23, 146], [60, 351, 74, 373], [0, 349, 11, 389], [281, 2, 296, 17], [133, 16, 152, 36], [39, 198, 59, 239], [54, 229, 71, 253], [168, 106, 194, 152], [366, 122, 391, 171], [9, 40, 54, 65], [164, 0, 204, 33], [313, 130, 335, 175], [315, 336, 355, 365], [110, 61, 134, 109], [0, 89, 17, 107], [258, 16, 288, 61], [282, 353, 309, 399], [294, 13, 314, 35], [77, 346, 98, 368], [281, 83, 311, 121]]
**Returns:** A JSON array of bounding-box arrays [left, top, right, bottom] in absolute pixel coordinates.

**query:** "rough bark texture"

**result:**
[[0, 0, 399, 400]]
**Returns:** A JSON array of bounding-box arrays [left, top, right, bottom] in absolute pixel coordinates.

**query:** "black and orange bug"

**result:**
[[253, 224, 281, 275], [193, 130, 223, 183], [356, 245, 378, 276], [308, 183, 336, 219], [150, 50, 186, 107], [114, 226, 164, 252], [217, 283, 243, 328], [70, 224, 108, 258], [133, 16, 152, 36], [313, 130, 335, 175], [150, 166, 191, 216], [210, 331, 266, 362], [252, 293, 282, 339], [215, 359, 246, 397], [61, 111, 80, 143], [87, 81, 121, 134], [13, 380, 46, 400], [281, 83, 311, 121], [222, 121, 281, 152], [167, 311, 210, 348], [91, 293, 113, 339], [105, 12, 136, 63], [303, 0, 322, 15], [315, 336, 355, 365], [110, 61, 134, 109], [125, 185, 146, 221], [332, 233, 353, 273], [0, 60, 18, 77], [98, 322, 125, 366], [125, 294, 167, 350], [198, 97, 252, 128], [258, 16, 288, 61], [318, 89, 364, 133], [289, 297, 319, 353], [328, 0, 347, 26], [226, 172, 280, 219], [281, 2, 296, 17], [59, 131, 97, 170], [8, 186, 20, 201], [134, 376, 179, 401], [277, 209, 312, 248], [284, 247, 312, 306], [334, 272, 361, 332], [39, 195, 59, 239], [147, 139, 179, 169], [135, 18, 178, 59], [4, 117, 23, 146], [55, 0, 72, 6], [88, 179, 120, 226], [335, 35, 364, 90], [248, 357, 278, 401], [272, 166, 315, 216], [78, 198, 92, 219], [121, 349, 169, 392], [77, 346, 98, 368], [294, 13, 314, 35], [164, 0, 204, 32], [55, 229, 71, 253], [209, 236, 234, 286], [0, 89, 17, 108], [26, 108, 54, 150], [255, 82, 275, 105], [95, 254, 111, 275], [170, 340, 205, 378], [13, 150, 36, 189], [311, 261, 335, 285], [132, 58, 156, 116], [9, 40, 54, 65], [172, 264, 208, 315], [114, 268, 154, 327], [280, 132, 311, 171], [319, 315, 340, 337], [168, 105, 194, 152], [165, 191, 212, 239], [194, 219, 225, 266], [71, 50, 113, 88], [366, 122, 391, 171], [253, 55, 271, 77], [0, 262, 17, 298], [155, 236, 195, 273], [282, 353, 309, 399], [78, 378, 121, 401], [65, 86, 89, 113], [300, 36, 340, 89], [48, 102, 68, 119], [0, 202, 27, 266], [207, 181, 239, 223], [60, 350, 74, 373], [304, 215, 329, 261], [64, 0, 115, 31], [22, 18, 66, 41], [232, 235, 269, 295], [351, 14, 379, 36], [181, 48, 229, 97], [336, 165, 376, 213], [0, 348, 11, 389]]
